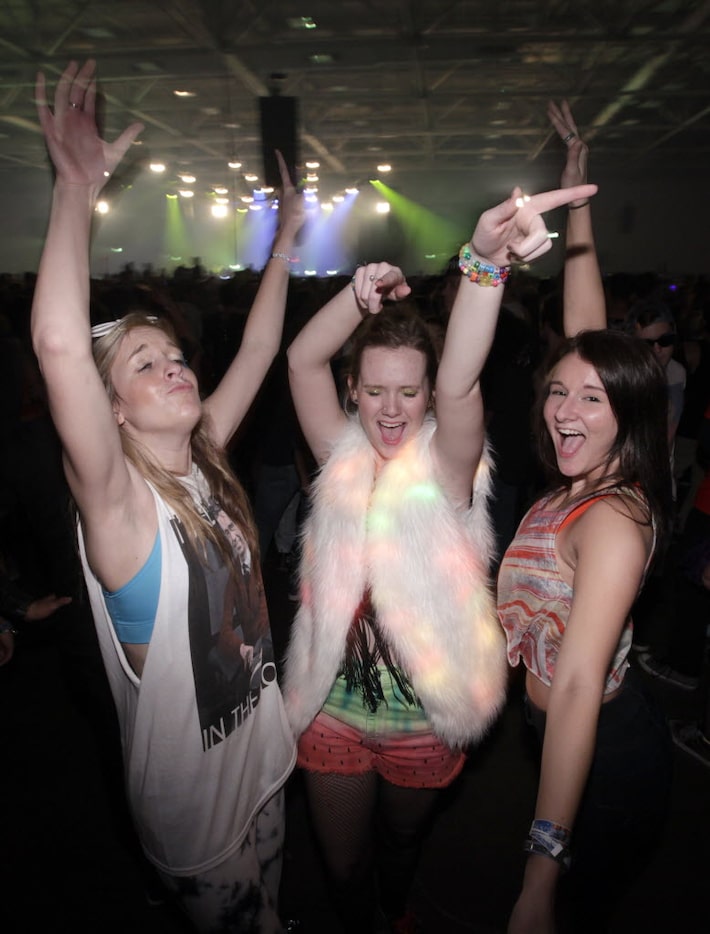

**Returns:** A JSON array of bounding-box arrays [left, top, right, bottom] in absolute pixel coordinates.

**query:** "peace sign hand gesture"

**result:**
[[548, 100, 590, 202]]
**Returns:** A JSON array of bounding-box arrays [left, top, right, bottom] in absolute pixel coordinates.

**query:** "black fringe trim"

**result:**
[[339, 591, 419, 713]]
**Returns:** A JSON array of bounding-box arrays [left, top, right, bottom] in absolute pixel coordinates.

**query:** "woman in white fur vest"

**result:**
[[283, 182, 597, 932]]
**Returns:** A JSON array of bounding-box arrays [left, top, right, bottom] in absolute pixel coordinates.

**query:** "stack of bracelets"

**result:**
[[523, 818, 572, 871], [458, 243, 510, 287]]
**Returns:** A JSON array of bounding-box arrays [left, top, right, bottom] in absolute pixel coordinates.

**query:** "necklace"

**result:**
[[177, 463, 213, 523]]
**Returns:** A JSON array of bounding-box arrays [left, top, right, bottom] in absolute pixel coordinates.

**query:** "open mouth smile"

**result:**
[[557, 427, 585, 458], [378, 420, 406, 445]]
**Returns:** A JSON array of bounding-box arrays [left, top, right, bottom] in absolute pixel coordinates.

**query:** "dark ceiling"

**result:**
[[1, 0, 709, 201]]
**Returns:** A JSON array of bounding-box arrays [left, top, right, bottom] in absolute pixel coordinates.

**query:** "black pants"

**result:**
[[525, 670, 673, 933]]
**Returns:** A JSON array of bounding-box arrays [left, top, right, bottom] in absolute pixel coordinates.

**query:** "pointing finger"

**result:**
[[528, 184, 597, 214]]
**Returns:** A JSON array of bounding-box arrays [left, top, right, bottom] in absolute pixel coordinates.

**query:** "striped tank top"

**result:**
[[497, 485, 652, 695]]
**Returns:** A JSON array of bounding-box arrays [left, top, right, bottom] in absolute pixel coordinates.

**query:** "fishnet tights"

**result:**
[[303, 770, 439, 930]]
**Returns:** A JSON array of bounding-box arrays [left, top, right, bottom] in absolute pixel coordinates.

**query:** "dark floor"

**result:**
[[1, 552, 709, 934]]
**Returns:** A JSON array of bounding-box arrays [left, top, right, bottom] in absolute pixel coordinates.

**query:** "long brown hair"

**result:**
[[92, 313, 259, 574], [534, 328, 673, 555]]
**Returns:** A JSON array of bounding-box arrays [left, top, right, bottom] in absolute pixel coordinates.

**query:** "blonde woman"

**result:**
[[31, 60, 304, 933]]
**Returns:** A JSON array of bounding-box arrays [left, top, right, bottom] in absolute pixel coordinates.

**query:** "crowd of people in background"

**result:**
[[3, 255, 708, 539]]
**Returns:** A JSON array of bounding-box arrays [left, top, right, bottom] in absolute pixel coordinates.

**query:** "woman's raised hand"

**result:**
[[470, 183, 598, 267], [274, 149, 306, 239], [548, 100, 589, 198], [35, 59, 143, 192], [351, 262, 411, 315]]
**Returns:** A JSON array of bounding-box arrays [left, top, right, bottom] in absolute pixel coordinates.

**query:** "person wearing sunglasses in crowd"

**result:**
[[631, 303, 686, 455], [627, 301, 687, 653]]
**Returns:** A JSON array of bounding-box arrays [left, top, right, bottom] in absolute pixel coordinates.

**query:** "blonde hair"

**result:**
[[92, 313, 259, 574]]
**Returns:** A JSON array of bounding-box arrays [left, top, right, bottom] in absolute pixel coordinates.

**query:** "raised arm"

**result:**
[[431, 183, 599, 504], [203, 151, 305, 446], [547, 101, 606, 337], [30, 60, 144, 522], [287, 263, 411, 465]]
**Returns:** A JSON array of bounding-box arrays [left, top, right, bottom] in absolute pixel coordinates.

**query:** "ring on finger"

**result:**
[[68, 101, 81, 109], [368, 274, 376, 281], [562, 132, 576, 143]]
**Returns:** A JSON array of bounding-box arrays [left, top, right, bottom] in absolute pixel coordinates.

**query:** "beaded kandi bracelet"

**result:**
[[458, 243, 510, 287]]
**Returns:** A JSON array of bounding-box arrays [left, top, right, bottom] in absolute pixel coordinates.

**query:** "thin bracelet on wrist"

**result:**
[[270, 251, 294, 265]]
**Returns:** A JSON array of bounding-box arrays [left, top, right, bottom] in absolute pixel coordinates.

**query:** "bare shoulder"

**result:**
[[579, 492, 650, 543], [559, 490, 653, 573]]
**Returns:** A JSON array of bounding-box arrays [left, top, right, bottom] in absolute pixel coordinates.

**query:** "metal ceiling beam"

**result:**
[[637, 103, 710, 155], [587, 0, 710, 134]]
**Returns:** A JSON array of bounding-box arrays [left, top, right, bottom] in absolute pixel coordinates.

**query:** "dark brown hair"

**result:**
[[534, 328, 673, 554], [344, 304, 439, 412]]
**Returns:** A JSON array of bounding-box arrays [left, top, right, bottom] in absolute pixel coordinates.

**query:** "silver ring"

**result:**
[[562, 132, 576, 143], [68, 101, 80, 109], [368, 274, 375, 281]]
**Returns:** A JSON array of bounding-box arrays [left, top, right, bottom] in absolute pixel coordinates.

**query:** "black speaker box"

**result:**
[[259, 96, 299, 188]]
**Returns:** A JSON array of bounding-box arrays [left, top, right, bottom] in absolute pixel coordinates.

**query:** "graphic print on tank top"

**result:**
[[171, 497, 277, 752]]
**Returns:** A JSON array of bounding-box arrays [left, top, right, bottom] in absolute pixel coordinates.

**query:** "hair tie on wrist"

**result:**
[[458, 244, 509, 287]]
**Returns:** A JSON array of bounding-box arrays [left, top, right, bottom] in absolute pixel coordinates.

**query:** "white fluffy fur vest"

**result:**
[[283, 417, 508, 748]]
